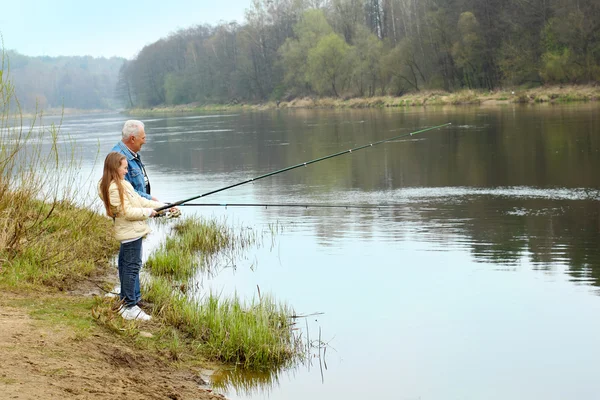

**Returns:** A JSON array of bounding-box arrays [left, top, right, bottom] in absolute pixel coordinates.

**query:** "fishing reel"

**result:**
[[155, 208, 181, 219]]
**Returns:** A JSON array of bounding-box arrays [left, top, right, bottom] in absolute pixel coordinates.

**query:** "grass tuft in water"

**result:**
[[144, 276, 301, 369], [146, 216, 261, 280]]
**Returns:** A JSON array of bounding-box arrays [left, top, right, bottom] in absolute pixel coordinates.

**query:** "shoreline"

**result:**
[[19, 108, 116, 118], [123, 85, 600, 115]]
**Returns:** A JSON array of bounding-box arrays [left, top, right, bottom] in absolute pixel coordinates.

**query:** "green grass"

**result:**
[[145, 239, 197, 280], [4, 296, 100, 339], [554, 93, 590, 102], [122, 84, 599, 115], [146, 216, 260, 280], [89, 275, 302, 370], [143, 217, 302, 370], [28, 297, 97, 334], [449, 90, 481, 105], [144, 277, 301, 369], [0, 376, 18, 385], [0, 197, 117, 290]]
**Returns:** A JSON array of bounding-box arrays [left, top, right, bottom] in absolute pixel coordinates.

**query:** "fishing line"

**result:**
[[156, 122, 451, 212]]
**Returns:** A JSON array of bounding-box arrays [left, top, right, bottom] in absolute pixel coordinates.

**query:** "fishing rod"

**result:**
[[156, 122, 451, 212], [181, 202, 396, 209]]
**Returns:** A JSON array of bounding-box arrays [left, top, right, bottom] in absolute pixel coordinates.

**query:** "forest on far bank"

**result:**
[[4, 51, 123, 111], [117, 0, 600, 108]]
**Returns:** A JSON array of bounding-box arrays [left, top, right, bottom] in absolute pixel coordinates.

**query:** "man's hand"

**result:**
[[168, 207, 181, 218]]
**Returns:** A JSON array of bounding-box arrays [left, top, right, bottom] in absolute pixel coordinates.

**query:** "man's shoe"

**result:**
[[119, 305, 152, 321]]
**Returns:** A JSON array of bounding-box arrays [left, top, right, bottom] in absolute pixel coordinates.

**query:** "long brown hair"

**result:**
[[99, 152, 126, 217]]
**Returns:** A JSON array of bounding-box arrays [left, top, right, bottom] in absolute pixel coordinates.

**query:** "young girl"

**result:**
[[99, 152, 165, 321]]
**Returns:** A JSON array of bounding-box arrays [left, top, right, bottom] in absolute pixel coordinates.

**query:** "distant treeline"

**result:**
[[118, 0, 600, 108], [5, 51, 124, 111]]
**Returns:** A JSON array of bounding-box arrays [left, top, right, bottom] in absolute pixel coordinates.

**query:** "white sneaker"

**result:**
[[119, 305, 152, 321]]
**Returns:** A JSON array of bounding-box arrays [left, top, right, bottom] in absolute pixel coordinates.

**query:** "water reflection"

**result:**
[[210, 316, 330, 397], [211, 367, 282, 397]]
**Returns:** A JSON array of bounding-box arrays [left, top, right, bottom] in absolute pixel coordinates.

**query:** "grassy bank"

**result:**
[[0, 196, 117, 290], [124, 84, 600, 116], [140, 216, 302, 370]]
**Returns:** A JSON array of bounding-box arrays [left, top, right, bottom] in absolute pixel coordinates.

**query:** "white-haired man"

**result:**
[[111, 120, 158, 201], [110, 120, 160, 311]]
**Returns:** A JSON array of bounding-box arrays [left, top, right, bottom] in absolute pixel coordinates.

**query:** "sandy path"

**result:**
[[0, 306, 225, 400]]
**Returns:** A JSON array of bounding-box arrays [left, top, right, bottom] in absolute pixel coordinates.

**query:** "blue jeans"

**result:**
[[118, 238, 143, 307]]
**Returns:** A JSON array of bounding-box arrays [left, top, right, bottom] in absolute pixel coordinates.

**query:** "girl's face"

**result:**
[[117, 159, 128, 180]]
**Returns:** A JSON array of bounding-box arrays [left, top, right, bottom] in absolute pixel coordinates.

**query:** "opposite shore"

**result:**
[[124, 85, 600, 116], [26, 85, 600, 117]]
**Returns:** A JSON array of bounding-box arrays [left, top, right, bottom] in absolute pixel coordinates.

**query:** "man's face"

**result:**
[[129, 128, 146, 153]]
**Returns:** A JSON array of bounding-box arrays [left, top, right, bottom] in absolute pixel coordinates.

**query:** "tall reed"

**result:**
[[0, 48, 117, 290]]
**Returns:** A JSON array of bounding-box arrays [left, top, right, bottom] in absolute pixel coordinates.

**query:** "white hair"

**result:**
[[121, 120, 145, 140]]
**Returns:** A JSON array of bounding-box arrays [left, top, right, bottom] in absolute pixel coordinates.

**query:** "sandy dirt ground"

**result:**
[[0, 303, 226, 400]]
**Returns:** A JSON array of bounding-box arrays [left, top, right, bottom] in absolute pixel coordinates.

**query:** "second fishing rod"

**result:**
[[155, 122, 451, 212]]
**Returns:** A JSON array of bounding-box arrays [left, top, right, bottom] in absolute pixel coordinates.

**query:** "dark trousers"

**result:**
[[118, 238, 143, 307]]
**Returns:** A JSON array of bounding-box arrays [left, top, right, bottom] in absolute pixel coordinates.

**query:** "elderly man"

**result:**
[[110, 120, 158, 311], [111, 120, 158, 201]]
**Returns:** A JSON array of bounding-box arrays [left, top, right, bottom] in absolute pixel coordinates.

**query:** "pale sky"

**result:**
[[0, 0, 253, 59]]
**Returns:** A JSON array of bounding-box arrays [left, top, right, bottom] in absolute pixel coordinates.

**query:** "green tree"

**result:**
[[424, 7, 459, 91], [452, 12, 486, 88], [116, 61, 135, 108], [498, 40, 540, 85], [307, 33, 351, 96], [382, 38, 425, 93], [112, 0, 600, 106], [540, 5, 600, 83], [330, 0, 365, 43], [349, 26, 383, 96], [279, 9, 334, 95]]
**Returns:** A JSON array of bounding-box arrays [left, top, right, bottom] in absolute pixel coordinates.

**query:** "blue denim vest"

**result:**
[[111, 142, 152, 200]]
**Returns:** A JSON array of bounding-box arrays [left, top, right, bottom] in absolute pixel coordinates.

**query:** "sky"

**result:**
[[0, 0, 253, 59]]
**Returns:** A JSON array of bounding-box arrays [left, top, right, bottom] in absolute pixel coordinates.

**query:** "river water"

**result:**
[[47, 104, 600, 400]]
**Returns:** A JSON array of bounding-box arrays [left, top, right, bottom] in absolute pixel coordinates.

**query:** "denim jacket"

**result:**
[[111, 142, 152, 200]]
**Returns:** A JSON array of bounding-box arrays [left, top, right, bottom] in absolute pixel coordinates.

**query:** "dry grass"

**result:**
[[1, 51, 118, 291], [124, 84, 600, 114]]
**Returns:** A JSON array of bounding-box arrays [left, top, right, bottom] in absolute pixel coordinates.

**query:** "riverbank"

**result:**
[[125, 84, 600, 115], [0, 197, 226, 399], [0, 210, 298, 399], [0, 103, 227, 398], [19, 107, 115, 118], [0, 188, 298, 399]]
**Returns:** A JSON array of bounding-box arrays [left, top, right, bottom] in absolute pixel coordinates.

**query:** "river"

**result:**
[[46, 103, 600, 400]]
